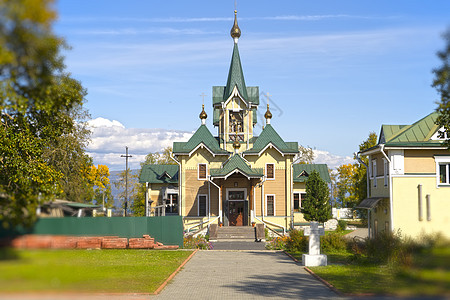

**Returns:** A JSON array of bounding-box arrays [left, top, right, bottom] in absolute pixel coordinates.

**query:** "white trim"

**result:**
[[383, 158, 389, 186], [197, 194, 208, 217], [265, 194, 276, 216], [198, 163, 208, 180], [189, 143, 216, 158], [372, 159, 377, 187], [224, 86, 248, 107], [265, 163, 275, 180], [391, 174, 436, 178], [435, 156, 450, 187], [259, 143, 284, 157]]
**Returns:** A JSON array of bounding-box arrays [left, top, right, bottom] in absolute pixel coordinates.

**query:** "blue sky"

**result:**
[[54, 1, 450, 170]]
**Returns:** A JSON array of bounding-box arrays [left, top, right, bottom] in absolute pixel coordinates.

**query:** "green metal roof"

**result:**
[[244, 124, 299, 155], [212, 86, 260, 106], [293, 164, 331, 183], [224, 43, 248, 101], [384, 112, 439, 145], [210, 154, 263, 178], [139, 164, 179, 184], [172, 125, 228, 155]]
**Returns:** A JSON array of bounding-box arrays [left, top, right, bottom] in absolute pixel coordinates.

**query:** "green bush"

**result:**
[[337, 220, 347, 232], [321, 232, 347, 253], [285, 229, 308, 253], [265, 236, 289, 250]]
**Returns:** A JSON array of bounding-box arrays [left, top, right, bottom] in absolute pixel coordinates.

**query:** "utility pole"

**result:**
[[121, 146, 132, 217]]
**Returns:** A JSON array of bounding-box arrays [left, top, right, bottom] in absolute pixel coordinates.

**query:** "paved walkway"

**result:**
[[345, 228, 368, 239], [156, 250, 340, 299]]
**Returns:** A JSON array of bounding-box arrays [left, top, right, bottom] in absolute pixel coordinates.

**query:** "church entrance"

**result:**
[[227, 189, 246, 226]]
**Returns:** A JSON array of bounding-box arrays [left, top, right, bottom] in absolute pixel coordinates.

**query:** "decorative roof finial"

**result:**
[[199, 104, 207, 125], [264, 104, 272, 125], [233, 139, 241, 152], [230, 10, 241, 43]]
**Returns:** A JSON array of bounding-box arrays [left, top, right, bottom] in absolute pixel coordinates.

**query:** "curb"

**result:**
[[153, 249, 198, 295]]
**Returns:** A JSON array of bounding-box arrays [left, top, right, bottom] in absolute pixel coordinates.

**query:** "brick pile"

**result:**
[[2, 234, 179, 250]]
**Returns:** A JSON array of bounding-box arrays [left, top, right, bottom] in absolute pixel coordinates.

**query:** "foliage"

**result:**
[[113, 168, 140, 215], [265, 235, 289, 250], [336, 219, 348, 232], [302, 170, 331, 223], [89, 165, 113, 208], [285, 229, 308, 253], [297, 145, 315, 164], [0, 249, 193, 293], [183, 235, 213, 250], [320, 232, 347, 253], [336, 163, 358, 207], [141, 146, 176, 167], [434, 28, 450, 146], [0, 0, 91, 228]]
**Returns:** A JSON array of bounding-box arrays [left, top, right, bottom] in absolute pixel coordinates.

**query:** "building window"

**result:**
[[266, 195, 275, 216], [384, 221, 389, 232], [198, 164, 207, 180], [439, 163, 450, 184], [301, 193, 306, 208], [266, 163, 275, 179], [384, 159, 389, 186], [198, 195, 207, 217], [165, 194, 178, 214], [372, 159, 377, 187], [293, 193, 300, 212]]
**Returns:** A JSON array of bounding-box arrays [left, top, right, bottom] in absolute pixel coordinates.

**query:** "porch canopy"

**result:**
[[355, 197, 385, 209], [209, 154, 263, 180]]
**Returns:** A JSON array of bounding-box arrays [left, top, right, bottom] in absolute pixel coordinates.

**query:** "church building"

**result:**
[[140, 11, 331, 233]]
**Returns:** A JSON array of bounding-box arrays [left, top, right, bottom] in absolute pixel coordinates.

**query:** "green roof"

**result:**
[[139, 164, 179, 184], [244, 124, 299, 155], [293, 164, 331, 183], [173, 125, 228, 155], [224, 43, 248, 101], [210, 154, 263, 178]]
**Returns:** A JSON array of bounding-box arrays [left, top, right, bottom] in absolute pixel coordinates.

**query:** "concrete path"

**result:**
[[345, 228, 368, 239], [211, 241, 267, 250], [156, 250, 340, 300]]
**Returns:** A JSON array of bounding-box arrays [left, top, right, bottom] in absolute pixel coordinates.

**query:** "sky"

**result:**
[[53, 1, 450, 171]]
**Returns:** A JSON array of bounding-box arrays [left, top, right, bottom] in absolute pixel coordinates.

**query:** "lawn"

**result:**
[[308, 247, 450, 296], [0, 248, 193, 293]]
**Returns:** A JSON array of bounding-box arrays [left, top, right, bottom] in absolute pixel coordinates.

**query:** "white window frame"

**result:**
[[265, 194, 276, 216], [198, 163, 207, 180], [435, 156, 450, 187], [265, 163, 275, 180], [197, 194, 208, 217], [372, 159, 377, 187], [383, 158, 389, 187]]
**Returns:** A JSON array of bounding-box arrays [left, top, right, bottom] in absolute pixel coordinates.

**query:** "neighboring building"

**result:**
[[357, 112, 450, 239], [139, 11, 330, 232]]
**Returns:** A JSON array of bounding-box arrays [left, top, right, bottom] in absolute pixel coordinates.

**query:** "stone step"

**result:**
[[216, 226, 255, 241]]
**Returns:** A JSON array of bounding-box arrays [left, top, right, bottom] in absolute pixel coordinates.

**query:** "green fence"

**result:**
[[1, 216, 183, 247]]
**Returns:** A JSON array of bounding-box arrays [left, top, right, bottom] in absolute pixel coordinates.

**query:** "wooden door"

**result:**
[[228, 201, 244, 226]]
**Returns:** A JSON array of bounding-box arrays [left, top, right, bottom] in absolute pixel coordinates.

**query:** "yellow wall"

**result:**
[[388, 176, 450, 238], [370, 177, 390, 197], [404, 149, 449, 174]]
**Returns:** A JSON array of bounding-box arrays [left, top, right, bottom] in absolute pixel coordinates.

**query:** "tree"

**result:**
[[0, 0, 90, 227], [353, 132, 378, 203], [89, 165, 112, 209], [302, 170, 331, 223], [434, 29, 450, 145], [336, 163, 358, 208], [297, 145, 315, 164]]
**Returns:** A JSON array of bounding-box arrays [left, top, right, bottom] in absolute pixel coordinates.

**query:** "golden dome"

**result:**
[[233, 139, 241, 149], [199, 104, 207, 120], [264, 104, 272, 119], [230, 10, 241, 40]]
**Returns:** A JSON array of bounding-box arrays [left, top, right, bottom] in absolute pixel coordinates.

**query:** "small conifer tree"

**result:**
[[302, 170, 331, 223]]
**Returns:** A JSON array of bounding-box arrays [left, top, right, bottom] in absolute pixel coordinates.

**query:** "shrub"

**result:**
[[336, 220, 347, 232], [321, 232, 347, 253], [265, 235, 289, 250], [285, 229, 308, 253], [183, 235, 213, 250]]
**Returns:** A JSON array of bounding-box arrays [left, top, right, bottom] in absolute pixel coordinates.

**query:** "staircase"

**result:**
[[216, 226, 256, 242]]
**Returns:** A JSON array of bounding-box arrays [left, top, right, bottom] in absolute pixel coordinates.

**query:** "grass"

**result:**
[[308, 247, 450, 296], [0, 248, 193, 293]]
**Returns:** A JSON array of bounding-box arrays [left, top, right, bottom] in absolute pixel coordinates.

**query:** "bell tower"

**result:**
[[212, 10, 260, 152]]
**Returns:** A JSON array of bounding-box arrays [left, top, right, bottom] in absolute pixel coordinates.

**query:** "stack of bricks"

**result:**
[[101, 236, 128, 249], [2, 234, 178, 250], [128, 235, 155, 249]]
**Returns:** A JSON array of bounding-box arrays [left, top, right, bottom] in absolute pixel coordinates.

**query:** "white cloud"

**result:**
[[87, 117, 193, 170], [312, 149, 354, 170]]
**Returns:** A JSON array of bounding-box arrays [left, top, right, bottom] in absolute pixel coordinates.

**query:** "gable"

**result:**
[[173, 125, 228, 156], [140, 164, 179, 184], [243, 124, 298, 156], [293, 164, 331, 183]]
